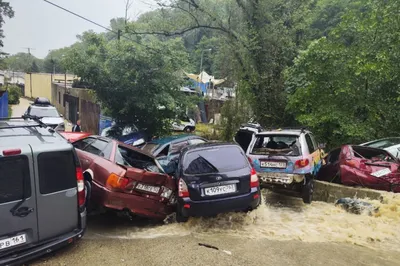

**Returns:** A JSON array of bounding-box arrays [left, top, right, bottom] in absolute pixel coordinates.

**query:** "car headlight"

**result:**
[[132, 138, 145, 146]]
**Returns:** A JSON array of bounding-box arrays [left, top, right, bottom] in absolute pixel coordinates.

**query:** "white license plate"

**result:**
[[0, 234, 27, 250], [371, 168, 392, 178], [204, 184, 236, 196], [135, 183, 160, 194], [260, 161, 287, 168]]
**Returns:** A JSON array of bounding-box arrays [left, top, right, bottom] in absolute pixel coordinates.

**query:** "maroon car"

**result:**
[[61, 133, 176, 220], [317, 145, 400, 193]]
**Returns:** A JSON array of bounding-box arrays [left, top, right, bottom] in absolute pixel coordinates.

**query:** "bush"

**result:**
[[8, 85, 22, 105]]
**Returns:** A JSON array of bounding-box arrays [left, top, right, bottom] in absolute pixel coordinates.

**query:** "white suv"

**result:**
[[24, 97, 65, 131]]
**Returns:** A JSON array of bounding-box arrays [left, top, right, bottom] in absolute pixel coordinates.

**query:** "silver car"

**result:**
[[0, 117, 86, 265], [24, 97, 65, 131], [360, 137, 400, 159]]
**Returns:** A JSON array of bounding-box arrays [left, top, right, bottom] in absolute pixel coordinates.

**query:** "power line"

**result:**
[[42, 0, 161, 53], [43, 0, 113, 33]]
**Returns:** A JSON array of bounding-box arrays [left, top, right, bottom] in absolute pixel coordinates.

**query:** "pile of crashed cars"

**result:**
[[59, 121, 400, 223], [235, 123, 400, 196]]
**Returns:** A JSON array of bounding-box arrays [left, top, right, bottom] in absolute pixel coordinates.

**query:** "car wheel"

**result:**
[[84, 180, 93, 211], [302, 178, 314, 204], [183, 126, 192, 133], [176, 207, 189, 223]]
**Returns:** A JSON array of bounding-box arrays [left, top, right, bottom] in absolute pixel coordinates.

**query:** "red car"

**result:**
[[317, 145, 400, 193], [60, 132, 176, 220]]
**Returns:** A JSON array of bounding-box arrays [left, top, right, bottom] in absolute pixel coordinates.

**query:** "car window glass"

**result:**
[[309, 133, 318, 149], [38, 151, 76, 194], [305, 134, 316, 153], [158, 145, 170, 157], [251, 134, 301, 156], [328, 148, 341, 163], [84, 139, 109, 157], [73, 137, 96, 150], [29, 106, 60, 117], [183, 146, 248, 175], [0, 155, 31, 204], [189, 139, 206, 145], [116, 145, 161, 172], [170, 141, 189, 154]]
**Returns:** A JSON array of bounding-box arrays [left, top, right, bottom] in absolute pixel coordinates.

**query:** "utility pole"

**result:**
[[22, 47, 35, 55]]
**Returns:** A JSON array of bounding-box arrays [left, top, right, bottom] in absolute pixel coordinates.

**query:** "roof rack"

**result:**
[[263, 127, 309, 133], [0, 115, 55, 132]]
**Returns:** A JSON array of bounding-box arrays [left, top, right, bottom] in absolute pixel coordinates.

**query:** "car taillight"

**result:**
[[106, 173, 129, 191], [76, 167, 85, 207], [295, 159, 309, 169], [250, 168, 259, 188], [2, 149, 21, 156], [178, 178, 189, 197]]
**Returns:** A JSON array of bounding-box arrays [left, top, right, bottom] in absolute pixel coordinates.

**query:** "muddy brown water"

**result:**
[[85, 189, 400, 252]]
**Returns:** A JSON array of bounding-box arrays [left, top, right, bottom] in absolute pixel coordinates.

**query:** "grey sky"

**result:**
[[3, 0, 157, 58]]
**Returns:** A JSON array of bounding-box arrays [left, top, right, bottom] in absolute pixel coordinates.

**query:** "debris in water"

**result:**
[[199, 243, 232, 255], [198, 243, 219, 250], [335, 198, 379, 215]]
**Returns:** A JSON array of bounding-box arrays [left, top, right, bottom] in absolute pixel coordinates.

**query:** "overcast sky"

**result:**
[[3, 0, 157, 58]]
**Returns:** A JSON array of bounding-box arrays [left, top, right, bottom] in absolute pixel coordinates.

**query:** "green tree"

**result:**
[[0, 1, 14, 67], [4, 52, 43, 72], [31, 61, 39, 72], [63, 32, 190, 136], [287, 0, 400, 147]]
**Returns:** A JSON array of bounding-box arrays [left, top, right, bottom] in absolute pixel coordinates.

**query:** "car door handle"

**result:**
[[12, 207, 34, 217]]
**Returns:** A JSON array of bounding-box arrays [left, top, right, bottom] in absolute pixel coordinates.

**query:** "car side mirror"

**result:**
[[60, 114, 63, 117]]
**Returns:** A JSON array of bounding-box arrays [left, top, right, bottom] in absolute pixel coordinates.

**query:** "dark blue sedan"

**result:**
[[100, 124, 148, 147]]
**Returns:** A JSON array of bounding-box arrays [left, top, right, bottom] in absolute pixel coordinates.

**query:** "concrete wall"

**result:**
[[314, 180, 382, 203], [52, 83, 101, 134], [24, 73, 76, 100]]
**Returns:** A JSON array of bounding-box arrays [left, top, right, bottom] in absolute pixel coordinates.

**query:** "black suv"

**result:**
[[0, 116, 86, 265]]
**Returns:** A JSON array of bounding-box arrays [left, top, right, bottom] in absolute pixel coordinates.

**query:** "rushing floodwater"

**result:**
[[86, 190, 400, 251]]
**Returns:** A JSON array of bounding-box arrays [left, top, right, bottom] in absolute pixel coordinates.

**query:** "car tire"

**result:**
[[302, 178, 314, 204], [183, 126, 192, 133], [176, 207, 189, 223]]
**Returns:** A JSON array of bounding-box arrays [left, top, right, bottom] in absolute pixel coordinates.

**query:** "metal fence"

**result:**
[[0, 91, 8, 118]]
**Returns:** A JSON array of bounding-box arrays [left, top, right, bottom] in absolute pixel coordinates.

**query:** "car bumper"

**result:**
[[0, 211, 86, 266], [258, 172, 306, 185], [93, 184, 174, 220], [179, 188, 261, 217]]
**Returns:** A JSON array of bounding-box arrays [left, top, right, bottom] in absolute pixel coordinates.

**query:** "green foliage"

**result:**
[[0, 0, 14, 47], [7, 85, 22, 105], [63, 32, 190, 136], [4, 52, 43, 72], [287, 0, 400, 148]]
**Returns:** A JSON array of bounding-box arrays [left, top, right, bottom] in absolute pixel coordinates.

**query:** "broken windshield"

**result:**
[[251, 134, 301, 156]]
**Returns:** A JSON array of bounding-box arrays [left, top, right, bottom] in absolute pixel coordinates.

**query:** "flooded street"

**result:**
[[33, 190, 400, 265]]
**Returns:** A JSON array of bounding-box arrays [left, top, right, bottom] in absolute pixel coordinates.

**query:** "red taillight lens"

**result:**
[[178, 178, 189, 197], [295, 159, 309, 169], [3, 149, 21, 156], [250, 168, 259, 188], [106, 173, 129, 191], [76, 167, 85, 207]]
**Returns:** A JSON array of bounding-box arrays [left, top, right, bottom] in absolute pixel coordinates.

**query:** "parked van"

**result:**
[[0, 116, 86, 265]]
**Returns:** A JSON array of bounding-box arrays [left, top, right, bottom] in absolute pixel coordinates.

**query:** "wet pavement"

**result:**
[[32, 190, 400, 266]]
